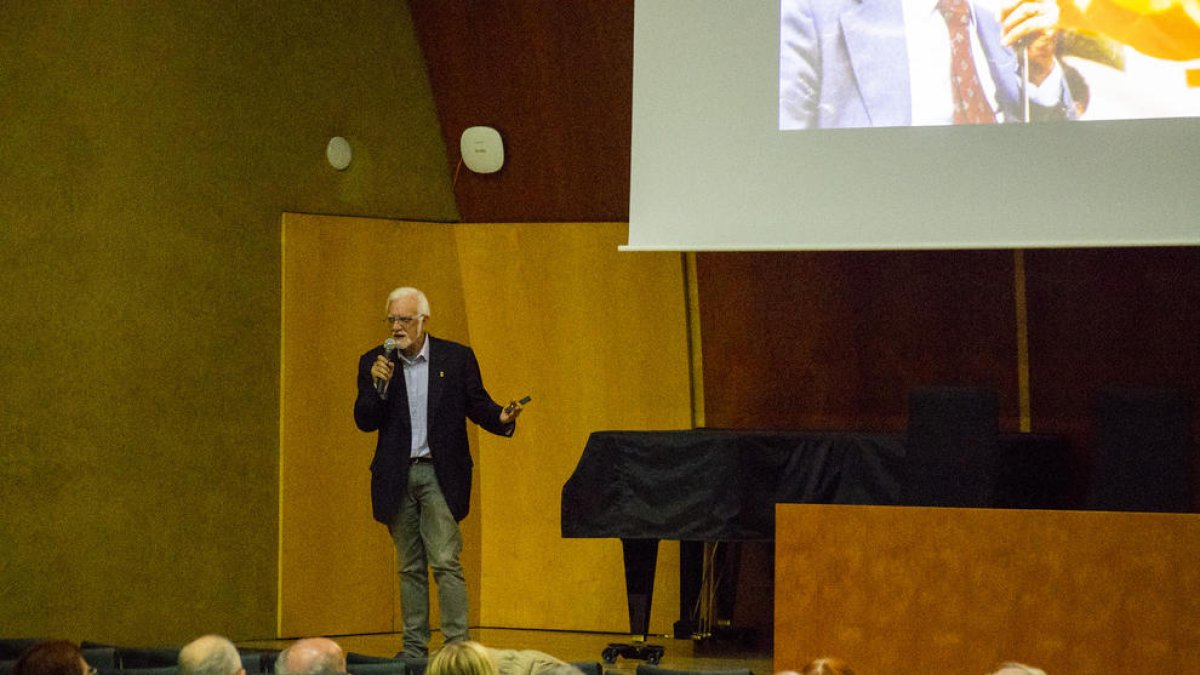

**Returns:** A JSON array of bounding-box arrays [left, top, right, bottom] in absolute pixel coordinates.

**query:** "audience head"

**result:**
[[179, 635, 245, 675], [13, 641, 88, 675], [274, 638, 346, 675], [799, 657, 855, 675], [990, 663, 1047, 675], [427, 641, 498, 675]]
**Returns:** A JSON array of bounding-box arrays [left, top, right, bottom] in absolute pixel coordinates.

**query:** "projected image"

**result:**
[[778, 0, 1200, 128]]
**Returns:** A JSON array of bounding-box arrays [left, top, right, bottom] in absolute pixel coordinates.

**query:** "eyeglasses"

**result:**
[[384, 315, 424, 327]]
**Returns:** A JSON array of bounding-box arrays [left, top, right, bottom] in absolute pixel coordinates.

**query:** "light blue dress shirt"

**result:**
[[398, 337, 430, 459]]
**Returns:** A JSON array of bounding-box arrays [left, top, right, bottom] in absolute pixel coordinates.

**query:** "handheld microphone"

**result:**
[[375, 338, 397, 399]]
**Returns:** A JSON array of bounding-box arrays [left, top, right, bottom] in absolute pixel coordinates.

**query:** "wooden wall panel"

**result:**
[[1024, 247, 1200, 504], [696, 251, 1020, 432], [282, 217, 691, 637], [280, 214, 476, 637], [455, 223, 692, 633], [775, 504, 1200, 674], [408, 1, 633, 223]]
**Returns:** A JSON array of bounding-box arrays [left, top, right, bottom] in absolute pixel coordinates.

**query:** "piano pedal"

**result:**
[[601, 643, 665, 665]]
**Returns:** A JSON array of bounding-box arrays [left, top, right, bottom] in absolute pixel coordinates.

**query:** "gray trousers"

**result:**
[[391, 463, 470, 657]]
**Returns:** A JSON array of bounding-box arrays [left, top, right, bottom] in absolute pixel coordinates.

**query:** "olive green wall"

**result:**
[[0, 1, 455, 643]]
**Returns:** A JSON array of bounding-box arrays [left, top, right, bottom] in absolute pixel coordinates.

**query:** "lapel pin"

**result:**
[[440, 370, 445, 378]]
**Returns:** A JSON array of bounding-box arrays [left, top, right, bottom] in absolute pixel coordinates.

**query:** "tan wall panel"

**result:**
[[455, 222, 692, 633], [280, 214, 476, 637], [775, 505, 1200, 674]]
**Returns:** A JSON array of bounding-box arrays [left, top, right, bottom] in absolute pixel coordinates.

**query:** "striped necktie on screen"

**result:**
[[937, 0, 998, 124]]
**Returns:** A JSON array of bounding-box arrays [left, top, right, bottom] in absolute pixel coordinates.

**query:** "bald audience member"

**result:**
[[179, 636, 245, 675], [274, 638, 346, 675]]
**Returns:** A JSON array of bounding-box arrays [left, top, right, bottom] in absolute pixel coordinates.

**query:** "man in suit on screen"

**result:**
[[779, 0, 1078, 128]]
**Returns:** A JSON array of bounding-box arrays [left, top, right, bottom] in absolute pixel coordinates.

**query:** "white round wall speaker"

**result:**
[[326, 136, 352, 170], [460, 126, 504, 173]]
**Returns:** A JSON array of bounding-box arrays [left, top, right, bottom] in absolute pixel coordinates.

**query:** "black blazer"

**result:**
[[354, 335, 513, 525]]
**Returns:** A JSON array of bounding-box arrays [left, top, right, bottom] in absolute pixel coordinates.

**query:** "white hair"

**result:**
[[385, 287, 430, 316], [179, 636, 243, 675]]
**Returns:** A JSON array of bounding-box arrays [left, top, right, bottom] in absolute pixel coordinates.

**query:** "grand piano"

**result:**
[[561, 428, 1071, 639]]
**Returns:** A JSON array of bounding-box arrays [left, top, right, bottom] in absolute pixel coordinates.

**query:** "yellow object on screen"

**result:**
[[1060, 0, 1200, 60]]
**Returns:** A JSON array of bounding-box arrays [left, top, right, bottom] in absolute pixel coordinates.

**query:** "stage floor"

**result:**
[[240, 628, 773, 674]]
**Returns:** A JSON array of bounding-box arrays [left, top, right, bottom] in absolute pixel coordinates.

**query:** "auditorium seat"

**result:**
[[397, 657, 426, 675], [346, 662, 405, 675], [1088, 387, 1195, 512], [115, 647, 181, 669], [122, 668, 178, 675], [635, 664, 753, 675], [901, 386, 1000, 507], [251, 650, 279, 674], [347, 654, 398, 664], [0, 640, 42, 661], [237, 651, 269, 675], [82, 647, 118, 669], [100, 668, 178, 675], [570, 662, 603, 675]]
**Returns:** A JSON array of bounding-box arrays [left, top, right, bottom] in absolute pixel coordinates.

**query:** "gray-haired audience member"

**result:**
[[274, 638, 346, 675], [179, 636, 245, 675]]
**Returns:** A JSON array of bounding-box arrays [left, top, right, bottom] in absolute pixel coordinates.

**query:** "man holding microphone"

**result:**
[[354, 286, 524, 658]]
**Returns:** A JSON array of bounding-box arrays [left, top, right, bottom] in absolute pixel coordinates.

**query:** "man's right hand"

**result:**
[[371, 355, 394, 383], [999, 0, 1062, 85]]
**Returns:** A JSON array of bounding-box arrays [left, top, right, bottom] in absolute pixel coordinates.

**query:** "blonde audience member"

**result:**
[[430, 640, 574, 675], [427, 641, 498, 675]]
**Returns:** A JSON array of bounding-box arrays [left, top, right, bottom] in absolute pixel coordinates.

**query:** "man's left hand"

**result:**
[[999, 0, 1061, 85], [500, 400, 524, 425]]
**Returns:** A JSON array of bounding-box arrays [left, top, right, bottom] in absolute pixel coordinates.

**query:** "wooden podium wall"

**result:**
[[280, 215, 690, 637], [774, 504, 1200, 673]]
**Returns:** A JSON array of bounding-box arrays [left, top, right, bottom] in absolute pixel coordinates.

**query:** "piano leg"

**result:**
[[604, 539, 666, 664], [621, 538, 659, 636]]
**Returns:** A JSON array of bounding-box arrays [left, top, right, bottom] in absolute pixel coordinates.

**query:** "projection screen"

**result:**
[[625, 0, 1200, 250]]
